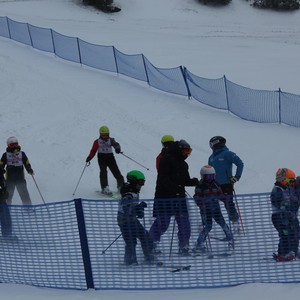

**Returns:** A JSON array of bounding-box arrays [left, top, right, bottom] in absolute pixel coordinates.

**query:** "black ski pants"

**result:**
[[220, 184, 239, 223], [98, 153, 124, 190]]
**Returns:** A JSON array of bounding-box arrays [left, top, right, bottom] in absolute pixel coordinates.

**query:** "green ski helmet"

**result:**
[[127, 170, 145, 185], [99, 126, 110, 135], [161, 134, 174, 144]]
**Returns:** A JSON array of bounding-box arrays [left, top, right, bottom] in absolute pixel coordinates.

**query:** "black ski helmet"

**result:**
[[178, 139, 192, 158], [209, 136, 226, 150]]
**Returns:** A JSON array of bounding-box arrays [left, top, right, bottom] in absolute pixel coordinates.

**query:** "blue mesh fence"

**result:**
[[143, 57, 189, 96], [0, 16, 300, 127], [52, 31, 81, 63], [184, 68, 228, 109], [280, 92, 300, 127], [78, 40, 117, 73], [114, 49, 148, 82], [28, 24, 54, 53], [225, 79, 280, 123], [7, 18, 31, 46], [1, 193, 300, 290], [0, 201, 87, 289]]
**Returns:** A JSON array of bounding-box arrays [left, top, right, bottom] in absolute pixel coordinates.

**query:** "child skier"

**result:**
[[117, 170, 155, 265], [0, 136, 34, 205], [271, 168, 299, 262], [86, 126, 124, 195], [193, 165, 234, 253]]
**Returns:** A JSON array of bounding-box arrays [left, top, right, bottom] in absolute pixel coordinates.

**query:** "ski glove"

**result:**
[[28, 168, 34, 175], [230, 176, 239, 184], [115, 147, 121, 154], [86, 156, 91, 163], [191, 177, 199, 186]]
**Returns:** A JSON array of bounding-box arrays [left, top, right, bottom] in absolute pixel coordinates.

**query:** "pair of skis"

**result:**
[[193, 235, 234, 258], [191, 250, 233, 259], [155, 261, 191, 273], [125, 261, 191, 273]]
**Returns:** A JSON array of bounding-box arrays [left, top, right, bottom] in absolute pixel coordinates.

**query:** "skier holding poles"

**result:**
[[86, 126, 124, 196], [0, 136, 34, 205], [193, 165, 234, 255], [117, 170, 155, 265]]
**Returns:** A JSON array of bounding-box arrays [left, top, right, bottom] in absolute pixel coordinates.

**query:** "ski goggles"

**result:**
[[182, 148, 192, 156], [283, 178, 295, 185], [203, 174, 215, 181], [8, 143, 18, 148]]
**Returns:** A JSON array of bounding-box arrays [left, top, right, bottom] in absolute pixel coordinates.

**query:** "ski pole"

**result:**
[[120, 152, 149, 171], [31, 174, 50, 215], [232, 188, 246, 236], [206, 233, 214, 259], [201, 204, 213, 259], [31, 174, 47, 205], [101, 233, 122, 254], [72, 162, 90, 196], [168, 217, 176, 259]]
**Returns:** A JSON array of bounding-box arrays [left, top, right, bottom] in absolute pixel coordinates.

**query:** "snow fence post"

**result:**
[[224, 75, 229, 111], [278, 88, 282, 124], [74, 198, 94, 289], [181, 66, 191, 99]]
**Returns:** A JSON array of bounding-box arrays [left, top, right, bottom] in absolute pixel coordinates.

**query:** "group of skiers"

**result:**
[[114, 133, 246, 265], [0, 128, 299, 265], [105, 130, 299, 265]]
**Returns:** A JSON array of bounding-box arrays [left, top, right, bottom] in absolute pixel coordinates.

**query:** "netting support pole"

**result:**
[[74, 198, 94, 289]]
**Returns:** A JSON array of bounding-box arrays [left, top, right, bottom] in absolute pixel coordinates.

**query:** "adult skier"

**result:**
[[150, 140, 198, 256], [208, 136, 244, 233]]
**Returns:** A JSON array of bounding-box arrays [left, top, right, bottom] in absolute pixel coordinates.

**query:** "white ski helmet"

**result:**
[[200, 165, 216, 181], [6, 136, 19, 148]]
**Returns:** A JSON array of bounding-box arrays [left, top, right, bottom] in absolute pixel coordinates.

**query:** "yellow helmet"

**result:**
[[161, 135, 174, 144], [99, 126, 109, 135]]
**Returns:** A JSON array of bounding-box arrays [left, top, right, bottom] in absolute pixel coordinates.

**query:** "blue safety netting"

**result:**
[[1, 193, 300, 290], [1, 16, 300, 127]]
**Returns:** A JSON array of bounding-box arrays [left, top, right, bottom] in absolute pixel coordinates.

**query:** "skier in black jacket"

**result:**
[[149, 140, 198, 256]]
